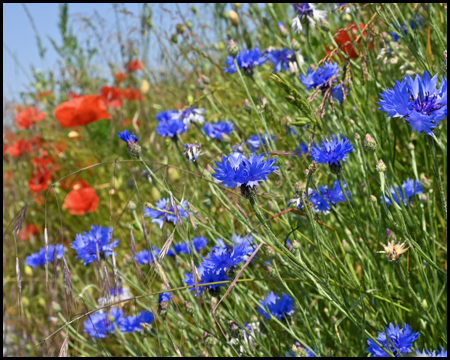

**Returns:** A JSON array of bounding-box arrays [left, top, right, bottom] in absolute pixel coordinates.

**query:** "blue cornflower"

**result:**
[[177, 107, 205, 126], [288, 195, 303, 210], [158, 292, 173, 303], [84, 308, 123, 339], [191, 236, 208, 252], [308, 179, 350, 214], [156, 119, 186, 138], [267, 49, 296, 72], [231, 234, 255, 260], [203, 121, 234, 140], [117, 129, 139, 144], [291, 3, 326, 33], [378, 71, 447, 135], [295, 142, 310, 156], [300, 62, 345, 103], [135, 247, 160, 266], [156, 110, 179, 122], [247, 133, 276, 151], [25, 244, 64, 269], [202, 246, 247, 274], [212, 152, 278, 189], [367, 323, 419, 357], [310, 135, 353, 166], [71, 225, 119, 265], [416, 347, 447, 357], [120, 310, 154, 333], [257, 291, 295, 320], [382, 178, 422, 207], [224, 48, 267, 75], [144, 198, 189, 228], [183, 265, 229, 295]]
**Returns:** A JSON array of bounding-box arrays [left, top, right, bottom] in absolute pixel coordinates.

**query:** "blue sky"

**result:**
[[2, 3, 198, 98]]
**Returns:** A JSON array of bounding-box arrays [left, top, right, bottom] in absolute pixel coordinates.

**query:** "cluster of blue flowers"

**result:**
[[382, 178, 422, 206], [154, 107, 205, 138], [144, 198, 189, 228], [378, 71, 447, 135], [224, 48, 266, 75], [203, 121, 234, 140], [183, 235, 255, 295], [266, 49, 296, 72], [135, 236, 208, 265], [300, 62, 345, 103], [212, 152, 278, 190], [25, 244, 64, 268], [308, 179, 350, 214], [257, 291, 295, 320], [71, 225, 119, 265]]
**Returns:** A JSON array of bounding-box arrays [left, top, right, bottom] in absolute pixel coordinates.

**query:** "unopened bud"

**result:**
[[266, 246, 275, 259], [320, 21, 331, 32], [227, 39, 239, 57], [364, 134, 378, 153], [184, 301, 194, 316], [204, 332, 214, 347], [278, 22, 288, 37], [407, 142, 415, 151], [229, 321, 242, 339], [376, 159, 387, 173], [292, 343, 307, 357], [420, 176, 432, 192], [370, 195, 377, 203], [294, 182, 302, 194], [342, 240, 351, 252], [308, 161, 318, 174], [292, 39, 301, 52], [243, 99, 252, 113], [355, 132, 361, 141], [265, 263, 277, 278], [186, 20, 193, 29], [292, 240, 300, 252], [385, 228, 397, 241], [229, 10, 239, 26], [158, 301, 169, 318], [176, 23, 185, 34], [171, 34, 178, 44], [127, 200, 137, 211]]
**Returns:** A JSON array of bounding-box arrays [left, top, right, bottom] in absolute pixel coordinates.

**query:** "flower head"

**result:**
[[267, 49, 296, 72], [247, 133, 276, 151], [231, 234, 255, 260], [378, 71, 447, 135], [84, 308, 123, 339], [156, 110, 179, 122], [25, 244, 64, 268], [135, 247, 160, 266], [117, 129, 141, 157], [300, 62, 345, 103], [296, 143, 310, 156], [310, 135, 353, 166], [71, 225, 119, 265], [156, 119, 186, 138], [382, 178, 422, 206], [224, 48, 266, 75], [63, 182, 99, 215], [378, 241, 409, 262], [202, 245, 247, 274], [367, 323, 419, 357], [158, 292, 173, 303], [191, 236, 208, 252], [416, 347, 447, 357], [183, 265, 230, 295], [144, 198, 189, 228], [183, 143, 202, 162], [15, 107, 46, 129], [203, 121, 234, 140], [54, 95, 111, 128], [257, 291, 295, 320], [212, 152, 278, 189], [308, 179, 350, 214], [120, 310, 154, 333], [291, 3, 327, 33], [178, 107, 205, 126]]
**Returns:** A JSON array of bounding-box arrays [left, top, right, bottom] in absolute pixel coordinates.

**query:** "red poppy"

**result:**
[[126, 59, 143, 72], [28, 168, 52, 194], [3, 144, 7, 158], [19, 224, 40, 240], [121, 88, 143, 101], [101, 86, 123, 109], [15, 107, 46, 130], [54, 95, 111, 128], [63, 184, 99, 215], [114, 72, 127, 84], [326, 23, 368, 59], [7, 139, 31, 157]]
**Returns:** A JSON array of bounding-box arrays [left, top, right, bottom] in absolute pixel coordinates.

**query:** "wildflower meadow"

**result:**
[[3, 3, 448, 357]]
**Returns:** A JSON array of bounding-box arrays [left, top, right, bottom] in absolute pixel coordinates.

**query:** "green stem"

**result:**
[[427, 136, 447, 235]]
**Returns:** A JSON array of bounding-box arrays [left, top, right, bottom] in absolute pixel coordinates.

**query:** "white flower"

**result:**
[[291, 3, 327, 33]]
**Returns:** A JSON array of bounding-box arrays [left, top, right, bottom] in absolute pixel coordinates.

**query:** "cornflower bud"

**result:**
[[420, 176, 432, 192], [184, 301, 194, 316], [369, 195, 377, 203], [204, 332, 214, 347], [127, 200, 137, 211], [229, 321, 242, 339], [364, 134, 378, 153], [227, 39, 239, 58], [278, 22, 289, 37], [243, 99, 252, 114], [376, 159, 387, 173], [355, 132, 361, 141], [292, 240, 300, 252], [292, 39, 301, 51], [266, 246, 275, 259]]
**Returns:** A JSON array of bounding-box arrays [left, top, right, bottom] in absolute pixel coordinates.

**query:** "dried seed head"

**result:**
[[378, 240, 409, 262]]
